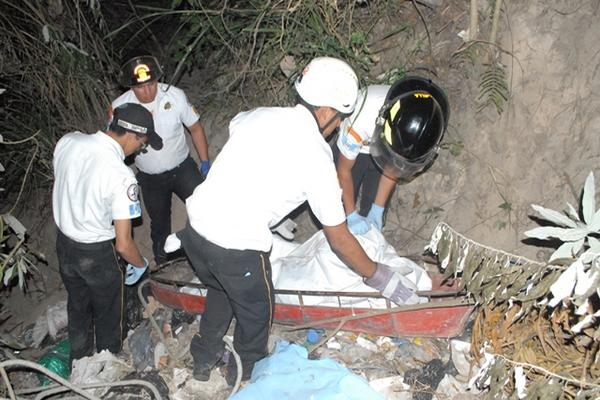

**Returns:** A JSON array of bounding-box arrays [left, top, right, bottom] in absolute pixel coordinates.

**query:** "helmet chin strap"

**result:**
[[299, 101, 340, 135]]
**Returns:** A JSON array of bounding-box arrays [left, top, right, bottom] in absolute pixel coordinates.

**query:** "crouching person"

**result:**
[[52, 103, 161, 365], [165, 57, 420, 387]]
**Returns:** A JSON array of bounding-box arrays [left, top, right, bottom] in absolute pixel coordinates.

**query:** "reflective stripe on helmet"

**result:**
[[383, 100, 401, 145]]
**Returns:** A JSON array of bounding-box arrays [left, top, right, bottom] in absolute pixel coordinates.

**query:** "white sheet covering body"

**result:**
[[270, 229, 432, 308], [180, 229, 432, 309]]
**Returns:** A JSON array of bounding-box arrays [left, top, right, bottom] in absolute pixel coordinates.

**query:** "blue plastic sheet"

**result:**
[[231, 341, 385, 400]]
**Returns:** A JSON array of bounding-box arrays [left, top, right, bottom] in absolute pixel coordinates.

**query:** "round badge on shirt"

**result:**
[[127, 184, 139, 201]]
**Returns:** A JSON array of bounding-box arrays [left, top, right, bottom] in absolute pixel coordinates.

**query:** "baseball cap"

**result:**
[[110, 103, 163, 150]]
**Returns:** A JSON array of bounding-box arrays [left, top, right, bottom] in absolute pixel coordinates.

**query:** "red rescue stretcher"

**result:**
[[149, 263, 474, 338]]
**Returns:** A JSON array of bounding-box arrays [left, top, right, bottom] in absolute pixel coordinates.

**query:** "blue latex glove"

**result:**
[[125, 257, 148, 286], [199, 160, 211, 178], [347, 211, 371, 235], [366, 204, 385, 231]]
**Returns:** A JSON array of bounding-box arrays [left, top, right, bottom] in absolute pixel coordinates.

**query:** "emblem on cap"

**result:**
[[134, 64, 151, 84]]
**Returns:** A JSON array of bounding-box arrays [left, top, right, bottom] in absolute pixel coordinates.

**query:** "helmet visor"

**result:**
[[371, 124, 438, 182]]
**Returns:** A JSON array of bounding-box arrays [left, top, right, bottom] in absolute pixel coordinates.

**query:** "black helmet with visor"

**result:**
[[370, 76, 449, 182]]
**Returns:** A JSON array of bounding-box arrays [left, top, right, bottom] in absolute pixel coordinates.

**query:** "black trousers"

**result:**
[[332, 145, 382, 216], [137, 156, 203, 262], [179, 222, 275, 375], [56, 229, 124, 365]]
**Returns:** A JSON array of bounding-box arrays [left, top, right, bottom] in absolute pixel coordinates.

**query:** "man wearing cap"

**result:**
[[53, 103, 161, 364], [110, 53, 210, 266]]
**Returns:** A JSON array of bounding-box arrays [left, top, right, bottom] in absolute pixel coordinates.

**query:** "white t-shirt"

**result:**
[[111, 83, 200, 174], [186, 105, 346, 252], [52, 131, 142, 243], [336, 84, 390, 160]]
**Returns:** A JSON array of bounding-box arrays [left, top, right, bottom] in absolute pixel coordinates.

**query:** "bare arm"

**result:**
[[323, 222, 376, 278], [336, 153, 357, 215], [374, 174, 397, 208], [188, 120, 210, 161], [114, 219, 145, 266]]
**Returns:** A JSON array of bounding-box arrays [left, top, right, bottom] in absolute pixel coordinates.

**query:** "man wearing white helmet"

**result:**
[[173, 57, 419, 386]]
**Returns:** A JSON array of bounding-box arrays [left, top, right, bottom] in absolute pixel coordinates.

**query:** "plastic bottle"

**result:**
[[306, 329, 324, 345]]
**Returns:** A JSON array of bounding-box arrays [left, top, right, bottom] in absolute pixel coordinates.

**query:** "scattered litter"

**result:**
[[154, 341, 169, 369], [104, 370, 170, 399], [127, 320, 155, 371], [435, 374, 480, 399], [369, 375, 412, 399], [450, 339, 472, 378], [403, 358, 448, 400], [326, 337, 341, 350], [70, 350, 128, 396], [37, 338, 70, 385], [305, 328, 324, 345], [27, 300, 68, 348], [171, 309, 196, 334], [172, 367, 190, 388]]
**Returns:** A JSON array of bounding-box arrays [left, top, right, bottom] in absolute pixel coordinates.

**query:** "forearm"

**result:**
[[189, 121, 209, 161], [336, 154, 358, 214], [323, 223, 376, 278], [339, 171, 356, 214], [373, 174, 396, 207], [115, 239, 144, 266], [114, 219, 144, 266]]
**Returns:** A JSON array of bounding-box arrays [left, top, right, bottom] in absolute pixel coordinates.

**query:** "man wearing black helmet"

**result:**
[[53, 103, 160, 364], [334, 77, 449, 235], [110, 53, 211, 266]]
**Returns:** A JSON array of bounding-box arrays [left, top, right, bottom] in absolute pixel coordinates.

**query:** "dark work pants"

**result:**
[[332, 145, 382, 216], [178, 222, 275, 376], [56, 229, 123, 365], [137, 156, 203, 262]]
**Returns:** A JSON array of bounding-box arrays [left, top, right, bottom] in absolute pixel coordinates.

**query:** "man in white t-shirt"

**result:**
[[334, 77, 450, 235], [53, 103, 158, 364], [168, 57, 421, 386], [110, 53, 211, 265]]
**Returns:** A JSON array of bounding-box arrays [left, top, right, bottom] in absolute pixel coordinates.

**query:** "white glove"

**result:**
[[271, 218, 297, 240], [364, 263, 420, 305], [164, 233, 182, 253]]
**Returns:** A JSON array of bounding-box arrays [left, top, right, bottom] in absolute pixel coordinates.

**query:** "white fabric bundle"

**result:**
[[270, 229, 432, 308]]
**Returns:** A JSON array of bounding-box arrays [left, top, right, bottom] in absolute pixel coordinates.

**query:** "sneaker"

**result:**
[[193, 357, 226, 381], [224, 362, 253, 387], [193, 364, 212, 381]]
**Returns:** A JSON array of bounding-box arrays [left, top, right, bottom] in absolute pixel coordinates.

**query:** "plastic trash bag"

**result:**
[[231, 341, 385, 400], [26, 300, 68, 348], [37, 339, 70, 385]]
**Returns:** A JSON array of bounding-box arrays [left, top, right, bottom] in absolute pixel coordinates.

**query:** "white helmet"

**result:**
[[294, 57, 359, 115]]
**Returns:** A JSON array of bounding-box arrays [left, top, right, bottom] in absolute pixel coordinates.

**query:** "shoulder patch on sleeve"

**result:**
[[127, 183, 139, 202]]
